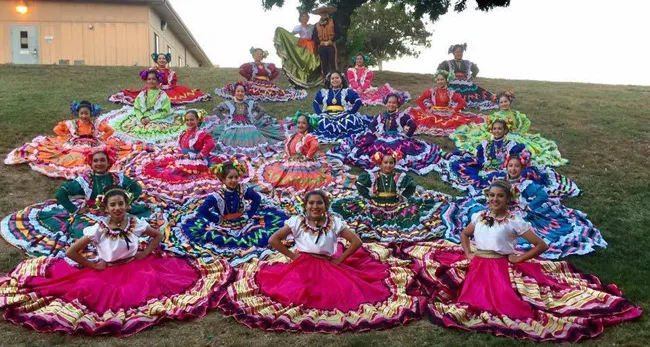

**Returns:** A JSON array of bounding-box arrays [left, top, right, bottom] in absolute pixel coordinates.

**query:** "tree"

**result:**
[[262, 0, 511, 69], [347, 1, 432, 71]]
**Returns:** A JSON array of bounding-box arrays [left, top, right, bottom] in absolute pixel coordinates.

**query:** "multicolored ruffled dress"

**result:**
[[4, 119, 144, 179], [215, 62, 307, 102], [255, 132, 352, 198], [442, 138, 580, 198], [109, 66, 211, 105], [273, 24, 323, 88], [311, 88, 371, 143], [99, 89, 205, 146], [211, 100, 284, 158], [406, 87, 485, 137], [437, 59, 498, 110], [124, 128, 237, 205], [442, 178, 607, 259], [346, 67, 411, 106], [450, 109, 568, 167], [0, 172, 161, 260], [403, 213, 642, 342], [163, 183, 288, 266], [329, 111, 446, 175], [331, 170, 450, 242], [217, 214, 424, 332], [0, 216, 233, 337]]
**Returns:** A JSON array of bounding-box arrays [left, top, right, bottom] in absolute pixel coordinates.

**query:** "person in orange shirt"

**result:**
[[53, 101, 113, 144], [311, 6, 340, 78]]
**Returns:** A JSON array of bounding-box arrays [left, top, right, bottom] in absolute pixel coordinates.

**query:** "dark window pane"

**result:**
[[20, 31, 28, 49]]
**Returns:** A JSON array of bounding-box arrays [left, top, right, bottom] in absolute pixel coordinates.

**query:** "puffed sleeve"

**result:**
[[198, 195, 221, 225], [216, 102, 230, 118], [451, 92, 467, 112], [268, 63, 280, 81], [82, 224, 101, 243], [313, 90, 324, 114], [285, 215, 302, 237], [132, 217, 150, 237], [400, 113, 416, 137], [244, 186, 261, 218], [251, 102, 267, 120], [291, 25, 302, 35], [159, 93, 172, 115], [200, 133, 216, 157], [362, 70, 373, 90], [303, 134, 320, 159], [239, 63, 253, 80], [53, 120, 70, 137], [416, 89, 432, 110], [355, 171, 373, 200], [510, 215, 532, 236], [368, 114, 379, 133], [345, 89, 362, 114], [470, 211, 482, 226], [347, 68, 360, 90], [133, 92, 146, 119], [398, 173, 416, 199], [515, 111, 531, 133], [332, 215, 348, 237], [98, 122, 114, 139]]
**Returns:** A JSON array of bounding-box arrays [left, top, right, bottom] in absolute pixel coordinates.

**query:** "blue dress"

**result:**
[[163, 183, 289, 266], [441, 178, 606, 259], [311, 88, 371, 143], [441, 138, 581, 199]]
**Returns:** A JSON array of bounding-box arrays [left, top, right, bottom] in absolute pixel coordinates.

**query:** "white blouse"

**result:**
[[82, 217, 149, 262], [287, 215, 347, 256], [471, 211, 532, 255], [292, 24, 314, 39]]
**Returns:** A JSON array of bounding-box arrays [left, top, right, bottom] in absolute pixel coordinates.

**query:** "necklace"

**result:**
[[331, 88, 342, 104], [303, 214, 330, 233]]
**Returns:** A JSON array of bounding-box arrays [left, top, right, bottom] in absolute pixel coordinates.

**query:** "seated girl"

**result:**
[[311, 71, 371, 143], [450, 90, 567, 167], [163, 161, 288, 266], [217, 190, 423, 332], [215, 47, 307, 102], [405, 70, 485, 136], [329, 92, 445, 175], [346, 54, 411, 106], [442, 119, 580, 197], [99, 69, 217, 146], [123, 110, 243, 205], [443, 158, 606, 259], [0, 186, 232, 337], [211, 82, 284, 158], [109, 52, 211, 105], [255, 112, 352, 198], [404, 180, 641, 342], [437, 43, 498, 110], [5, 101, 143, 179], [1, 148, 159, 259], [330, 151, 450, 242]]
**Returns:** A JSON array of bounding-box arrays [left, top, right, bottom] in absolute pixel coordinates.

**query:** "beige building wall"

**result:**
[[0, 1, 201, 67], [147, 9, 199, 67]]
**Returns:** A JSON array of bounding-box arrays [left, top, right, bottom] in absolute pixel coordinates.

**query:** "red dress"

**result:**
[[406, 87, 485, 136], [109, 66, 211, 105], [214, 62, 308, 103]]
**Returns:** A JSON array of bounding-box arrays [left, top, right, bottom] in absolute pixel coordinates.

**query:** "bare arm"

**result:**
[[135, 226, 162, 259], [66, 237, 103, 270], [509, 230, 548, 263], [331, 228, 362, 265], [460, 222, 476, 260], [268, 225, 298, 261]]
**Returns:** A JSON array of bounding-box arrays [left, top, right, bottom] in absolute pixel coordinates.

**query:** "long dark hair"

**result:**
[[325, 71, 348, 89], [305, 190, 330, 210], [488, 180, 512, 201]]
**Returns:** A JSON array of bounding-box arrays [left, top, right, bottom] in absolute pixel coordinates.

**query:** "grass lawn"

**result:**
[[0, 64, 648, 347]]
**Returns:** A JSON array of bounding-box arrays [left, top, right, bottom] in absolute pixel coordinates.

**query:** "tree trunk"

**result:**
[[378, 60, 383, 71], [332, 0, 367, 71]]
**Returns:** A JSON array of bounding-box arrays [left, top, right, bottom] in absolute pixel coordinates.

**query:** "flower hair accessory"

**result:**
[[492, 89, 516, 103], [371, 150, 403, 167], [151, 52, 172, 63], [95, 188, 134, 207], [434, 69, 454, 83], [210, 158, 249, 178], [448, 43, 467, 54], [249, 47, 269, 59], [487, 117, 513, 132], [70, 101, 102, 117], [85, 146, 117, 168], [503, 150, 531, 169], [350, 54, 371, 66], [292, 111, 319, 130], [228, 81, 249, 96], [383, 92, 406, 107], [139, 68, 166, 82], [182, 109, 207, 122]]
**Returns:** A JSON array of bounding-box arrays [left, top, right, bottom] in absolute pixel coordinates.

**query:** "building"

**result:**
[[0, 0, 212, 67]]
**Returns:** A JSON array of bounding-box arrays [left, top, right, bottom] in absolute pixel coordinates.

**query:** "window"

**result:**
[[20, 31, 28, 49], [167, 45, 172, 66], [154, 33, 159, 53], [179, 56, 183, 67]]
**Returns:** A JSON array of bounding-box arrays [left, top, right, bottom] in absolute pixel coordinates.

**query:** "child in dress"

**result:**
[[0, 186, 232, 336], [217, 190, 423, 332]]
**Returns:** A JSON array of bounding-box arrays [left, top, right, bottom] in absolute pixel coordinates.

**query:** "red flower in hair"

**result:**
[[371, 150, 403, 167], [85, 146, 117, 168]]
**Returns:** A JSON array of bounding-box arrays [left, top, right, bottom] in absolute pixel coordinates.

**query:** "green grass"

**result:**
[[0, 65, 649, 347]]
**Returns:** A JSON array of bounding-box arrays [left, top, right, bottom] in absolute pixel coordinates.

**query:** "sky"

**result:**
[[171, 0, 650, 86]]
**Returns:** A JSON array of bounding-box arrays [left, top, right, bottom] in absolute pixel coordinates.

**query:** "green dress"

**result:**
[[0, 172, 156, 259], [449, 109, 567, 167], [330, 170, 449, 242], [273, 26, 323, 88]]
